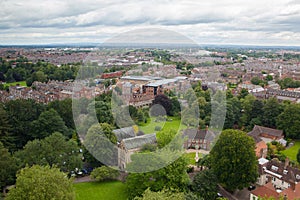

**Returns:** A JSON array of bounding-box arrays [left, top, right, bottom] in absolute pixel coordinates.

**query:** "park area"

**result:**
[[282, 141, 300, 162], [74, 181, 128, 200], [2, 81, 27, 87], [138, 116, 187, 134]]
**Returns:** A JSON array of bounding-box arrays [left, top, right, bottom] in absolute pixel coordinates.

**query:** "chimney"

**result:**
[[284, 157, 289, 169]]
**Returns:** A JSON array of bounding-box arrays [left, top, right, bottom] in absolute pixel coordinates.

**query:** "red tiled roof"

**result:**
[[282, 183, 300, 200], [252, 183, 280, 199]]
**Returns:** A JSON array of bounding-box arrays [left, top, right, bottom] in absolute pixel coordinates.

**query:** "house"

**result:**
[[182, 127, 216, 151], [118, 133, 157, 170], [248, 125, 285, 144], [251, 158, 300, 200], [250, 182, 281, 200]]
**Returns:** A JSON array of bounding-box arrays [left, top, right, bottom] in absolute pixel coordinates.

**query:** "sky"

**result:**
[[1, 0, 300, 46]]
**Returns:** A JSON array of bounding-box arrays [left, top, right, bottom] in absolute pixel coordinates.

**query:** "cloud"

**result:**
[[0, 0, 300, 45]]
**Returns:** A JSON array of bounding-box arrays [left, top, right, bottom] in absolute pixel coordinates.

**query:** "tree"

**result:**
[[262, 98, 282, 128], [31, 108, 70, 139], [6, 165, 75, 200], [0, 142, 18, 189], [210, 129, 258, 191], [0, 105, 13, 149], [15, 132, 82, 172], [156, 129, 176, 148], [297, 149, 300, 164], [251, 77, 262, 85], [126, 156, 189, 199], [84, 124, 118, 166], [134, 188, 185, 200], [191, 170, 218, 200], [48, 98, 75, 129], [5, 99, 45, 150], [277, 104, 300, 139], [90, 166, 120, 182], [152, 94, 172, 116], [265, 75, 273, 81]]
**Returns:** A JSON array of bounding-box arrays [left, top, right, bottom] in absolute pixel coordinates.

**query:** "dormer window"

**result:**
[[296, 175, 300, 180], [271, 165, 278, 171], [283, 170, 288, 175]]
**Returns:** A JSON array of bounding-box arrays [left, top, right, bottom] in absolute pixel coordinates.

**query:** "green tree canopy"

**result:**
[[31, 108, 70, 139], [6, 165, 75, 200], [191, 169, 218, 200], [15, 132, 82, 172], [210, 129, 258, 191], [0, 142, 18, 189], [277, 103, 300, 139], [90, 166, 120, 182]]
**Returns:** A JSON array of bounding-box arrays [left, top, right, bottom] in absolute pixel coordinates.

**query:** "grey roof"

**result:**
[[183, 129, 216, 142], [113, 127, 135, 142], [122, 133, 156, 150], [146, 79, 177, 87], [248, 125, 283, 141]]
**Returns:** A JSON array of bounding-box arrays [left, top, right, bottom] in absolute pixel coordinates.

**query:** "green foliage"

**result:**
[[15, 132, 82, 172], [31, 108, 70, 139], [5, 99, 45, 150], [6, 165, 75, 200], [126, 155, 189, 199], [152, 94, 172, 116], [0, 142, 18, 189], [277, 104, 300, 139], [156, 129, 176, 148], [84, 124, 118, 166], [251, 77, 263, 85], [191, 170, 218, 200], [278, 77, 300, 89], [134, 188, 185, 200], [0, 105, 13, 149], [210, 129, 258, 191], [48, 98, 75, 129], [90, 166, 120, 182]]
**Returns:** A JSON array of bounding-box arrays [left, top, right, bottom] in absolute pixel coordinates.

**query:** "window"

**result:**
[[296, 175, 300, 180], [271, 165, 278, 171], [283, 170, 288, 175], [272, 177, 276, 182]]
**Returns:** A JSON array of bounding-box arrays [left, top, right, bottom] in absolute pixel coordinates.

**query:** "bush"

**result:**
[[155, 126, 162, 131], [90, 166, 120, 182]]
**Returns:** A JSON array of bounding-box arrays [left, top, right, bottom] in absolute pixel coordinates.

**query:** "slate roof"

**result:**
[[122, 133, 156, 150], [113, 127, 136, 142], [183, 128, 216, 142], [260, 159, 300, 185], [248, 125, 283, 142]]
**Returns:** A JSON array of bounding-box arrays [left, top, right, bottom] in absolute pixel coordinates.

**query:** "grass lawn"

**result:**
[[74, 181, 128, 200], [139, 116, 187, 134], [282, 141, 300, 162], [184, 152, 203, 165], [3, 81, 27, 87]]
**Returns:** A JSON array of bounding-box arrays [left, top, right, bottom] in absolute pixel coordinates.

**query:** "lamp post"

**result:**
[[195, 144, 199, 163]]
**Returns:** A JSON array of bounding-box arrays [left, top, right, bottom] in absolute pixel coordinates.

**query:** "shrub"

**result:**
[[155, 126, 162, 131], [90, 166, 120, 182]]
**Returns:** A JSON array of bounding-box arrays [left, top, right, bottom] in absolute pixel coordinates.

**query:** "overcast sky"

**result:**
[[1, 0, 300, 46]]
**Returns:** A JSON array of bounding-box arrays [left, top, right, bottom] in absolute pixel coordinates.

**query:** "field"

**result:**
[[282, 141, 300, 162], [3, 81, 27, 87], [74, 181, 128, 200], [139, 116, 187, 134]]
